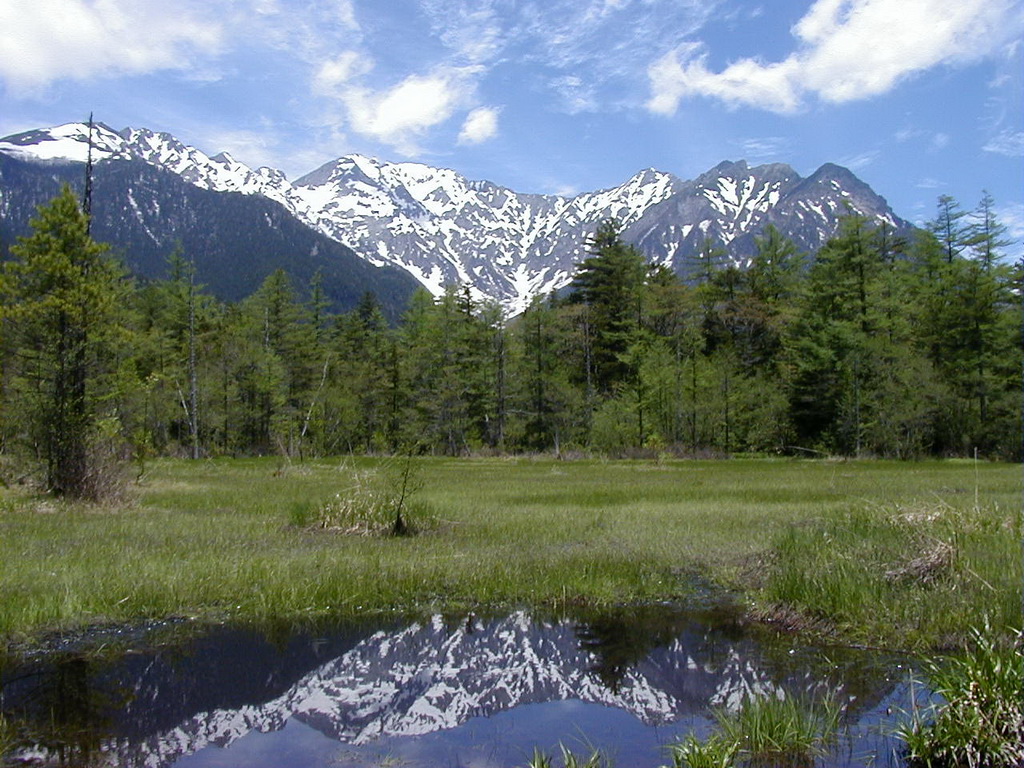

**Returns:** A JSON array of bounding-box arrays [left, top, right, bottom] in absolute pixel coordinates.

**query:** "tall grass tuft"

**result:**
[[666, 733, 737, 768], [713, 692, 841, 765], [526, 744, 612, 768], [299, 459, 435, 536], [667, 693, 841, 768], [897, 624, 1024, 767]]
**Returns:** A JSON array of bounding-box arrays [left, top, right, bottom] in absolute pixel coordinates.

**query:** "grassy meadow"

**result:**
[[0, 456, 1020, 650]]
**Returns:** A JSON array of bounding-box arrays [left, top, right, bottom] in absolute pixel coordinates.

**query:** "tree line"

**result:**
[[1, 185, 1019, 498]]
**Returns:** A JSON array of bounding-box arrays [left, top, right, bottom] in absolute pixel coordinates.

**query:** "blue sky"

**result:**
[[1, 0, 1022, 250]]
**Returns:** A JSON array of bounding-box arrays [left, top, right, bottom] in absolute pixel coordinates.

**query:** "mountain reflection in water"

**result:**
[[1, 607, 913, 767]]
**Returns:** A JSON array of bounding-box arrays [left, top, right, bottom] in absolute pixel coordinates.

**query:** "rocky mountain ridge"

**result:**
[[0, 122, 912, 313]]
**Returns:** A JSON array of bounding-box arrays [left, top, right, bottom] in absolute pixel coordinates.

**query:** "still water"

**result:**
[[2, 606, 919, 767]]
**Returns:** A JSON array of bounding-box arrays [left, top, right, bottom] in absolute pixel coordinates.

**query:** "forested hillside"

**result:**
[[1, 188, 1019, 487]]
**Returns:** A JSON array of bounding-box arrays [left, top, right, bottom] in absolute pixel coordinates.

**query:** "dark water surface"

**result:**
[[1, 606, 920, 767]]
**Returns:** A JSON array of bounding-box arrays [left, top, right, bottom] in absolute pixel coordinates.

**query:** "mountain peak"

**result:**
[[0, 121, 913, 313]]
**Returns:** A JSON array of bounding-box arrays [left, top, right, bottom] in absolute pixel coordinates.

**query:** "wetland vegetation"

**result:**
[[1, 455, 1018, 652]]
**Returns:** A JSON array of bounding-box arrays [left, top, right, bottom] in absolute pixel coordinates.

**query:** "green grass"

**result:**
[[667, 693, 842, 768], [527, 745, 612, 768], [0, 456, 1020, 650], [761, 492, 1021, 649], [896, 625, 1024, 767], [711, 693, 842, 765], [667, 733, 738, 768]]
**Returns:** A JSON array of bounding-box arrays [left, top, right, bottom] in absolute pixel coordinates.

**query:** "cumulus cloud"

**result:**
[[458, 106, 500, 145], [647, 0, 1023, 114], [329, 67, 481, 154], [0, 0, 222, 93]]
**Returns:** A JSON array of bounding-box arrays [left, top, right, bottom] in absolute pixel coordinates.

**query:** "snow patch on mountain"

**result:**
[[105, 612, 787, 768], [0, 123, 912, 315]]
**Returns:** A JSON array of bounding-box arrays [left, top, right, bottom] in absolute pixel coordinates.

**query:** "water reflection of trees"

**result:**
[[2, 653, 123, 766], [573, 605, 697, 691]]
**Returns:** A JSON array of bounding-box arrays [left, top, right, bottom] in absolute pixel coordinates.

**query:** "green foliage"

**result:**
[[526, 745, 612, 768], [2, 193, 1023, 471], [0, 185, 130, 498], [667, 693, 840, 768], [0, 713, 14, 760], [570, 219, 648, 394], [763, 496, 1021, 649], [898, 625, 1024, 767]]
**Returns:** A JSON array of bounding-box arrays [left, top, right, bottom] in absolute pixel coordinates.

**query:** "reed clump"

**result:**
[[293, 458, 436, 537], [527, 745, 612, 768], [897, 625, 1024, 768], [667, 692, 842, 768]]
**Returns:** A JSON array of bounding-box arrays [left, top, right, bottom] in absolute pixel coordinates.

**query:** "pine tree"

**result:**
[[0, 185, 129, 497], [929, 194, 970, 264], [570, 219, 648, 394]]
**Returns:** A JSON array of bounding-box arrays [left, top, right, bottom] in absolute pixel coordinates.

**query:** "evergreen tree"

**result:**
[[570, 219, 648, 394], [0, 185, 129, 497], [929, 194, 970, 264]]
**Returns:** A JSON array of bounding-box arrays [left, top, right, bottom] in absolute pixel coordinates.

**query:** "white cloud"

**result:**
[[414, 0, 716, 114], [648, 43, 801, 113], [647, 0, 1023, 114], [0, 0, 222, 93], [895, 127, 952, 152], [458, 106, 500, 145], [550, 75, 600, 114], [736, 136, 792, 160], [995, 202, 1024, 259], [312, 51, 372, 96], [421, 0, 502, 64], [983, 129, 1024, 157], [338, 67, 481, 154], [839, 149, 881, 170]]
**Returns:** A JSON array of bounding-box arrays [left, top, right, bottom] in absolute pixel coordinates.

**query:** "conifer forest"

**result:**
[[1, 186, 1020, 498]]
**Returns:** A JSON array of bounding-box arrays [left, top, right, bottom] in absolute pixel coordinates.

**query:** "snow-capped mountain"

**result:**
[[292, 156, 688, 310], [3, 611, 904, 768], [0, 122, 914, 314], [67, 613, 843, 767], [0, 125, 420, 317]]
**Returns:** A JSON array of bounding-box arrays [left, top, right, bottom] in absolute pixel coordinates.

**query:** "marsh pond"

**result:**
[[2, 605, 922, 767]]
